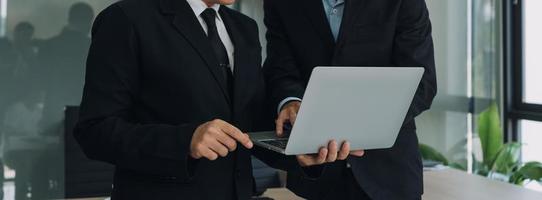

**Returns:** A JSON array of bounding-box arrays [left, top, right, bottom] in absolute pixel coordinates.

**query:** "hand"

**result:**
[[276, 101, 301, 137], [190, 119, 253, 160], [296, 140, 365, 167]]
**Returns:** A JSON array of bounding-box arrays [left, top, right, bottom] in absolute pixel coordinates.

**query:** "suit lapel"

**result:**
[[301, 0, 335, 49], [219, 7, 255, 112], [159, 0, 231, 103]]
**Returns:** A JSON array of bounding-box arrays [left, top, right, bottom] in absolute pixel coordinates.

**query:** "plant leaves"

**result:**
[[491, 142, 521, 174], [478, 102, 504, 166], [419, 143, 449, 165], [510, 162, 542, 185], [449, 162, 467, 171], [473, 153, 489, 176]]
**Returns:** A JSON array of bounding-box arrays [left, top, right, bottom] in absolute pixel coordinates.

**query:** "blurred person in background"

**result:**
[[2, 21, 44, 200], [0, 3, 95, 200], [12, 22, 40, 83], [39, 2, 94, 137], [26, 2, 95, 199]]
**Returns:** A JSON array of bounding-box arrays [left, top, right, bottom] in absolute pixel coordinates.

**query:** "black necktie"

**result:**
[[201, 8, 234, 98]]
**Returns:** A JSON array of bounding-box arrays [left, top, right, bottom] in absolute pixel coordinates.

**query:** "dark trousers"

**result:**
[[333, 168, 372, 200]]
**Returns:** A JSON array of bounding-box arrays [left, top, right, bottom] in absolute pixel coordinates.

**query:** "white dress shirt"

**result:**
[[186, 0, 235, 71]]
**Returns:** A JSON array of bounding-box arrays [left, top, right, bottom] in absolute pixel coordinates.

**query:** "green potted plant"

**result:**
[[419, 103, 542, 186]]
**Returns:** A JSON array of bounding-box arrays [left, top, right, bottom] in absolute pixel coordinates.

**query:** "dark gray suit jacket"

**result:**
[[262, 0, 437, 199]]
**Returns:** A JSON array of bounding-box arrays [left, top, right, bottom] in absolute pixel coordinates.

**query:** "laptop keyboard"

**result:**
[[261, 139, 289, 149]]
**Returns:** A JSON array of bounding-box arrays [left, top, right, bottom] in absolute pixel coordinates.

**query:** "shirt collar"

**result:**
[[186, 0, 221, 17], [324, 0, 345, 7]]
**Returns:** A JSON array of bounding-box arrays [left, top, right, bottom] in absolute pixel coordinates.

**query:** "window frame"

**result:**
[[503, 0, 542, 143]]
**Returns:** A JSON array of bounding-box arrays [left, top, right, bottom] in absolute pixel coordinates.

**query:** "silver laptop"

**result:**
[[250, 66, 424, 155]]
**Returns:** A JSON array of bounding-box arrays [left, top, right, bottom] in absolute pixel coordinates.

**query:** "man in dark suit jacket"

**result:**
[[263, 0, 438, 199], [75, 0, 267, 199]]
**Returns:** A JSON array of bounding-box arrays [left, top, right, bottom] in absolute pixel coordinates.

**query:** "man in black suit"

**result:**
[[75, 0, 265, 199], [263, 0, 438, 199]]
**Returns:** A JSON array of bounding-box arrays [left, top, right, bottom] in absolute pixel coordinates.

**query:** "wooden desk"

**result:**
[[261, 169, 542, 200], [262, 188, 303, 200], [423, 169, 542, 200], [67, 169, 542, 200]]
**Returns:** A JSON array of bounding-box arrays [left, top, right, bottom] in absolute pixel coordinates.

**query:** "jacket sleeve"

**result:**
[[393, 0, 438, 126], [262, 0, 306, 110], [74, 5, 199, 181]]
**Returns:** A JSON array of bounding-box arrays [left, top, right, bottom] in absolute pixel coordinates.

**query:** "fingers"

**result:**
[[316, 147, 328, 164], [208, 139, 229, 158], [275, 111, 287, 136], [276, 101, 300, 137], [218, 120, 253, 149], [198, 146, 218, 161], [191, 119, 253, 161], [276, 109, 297, 136], [293, 140, 366, 167], [296, 147, 328, 167], [350, 150, 365, 157], [295, 154, 308, 166], [337, 141, 351, 160], [288, 109, 298, 125], [223, 130, 253, 149], [215, 132, 237, 151], [326, 140, 338, 162]]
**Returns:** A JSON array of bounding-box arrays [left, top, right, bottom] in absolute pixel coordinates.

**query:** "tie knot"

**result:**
[[201, 8, 217, 26]]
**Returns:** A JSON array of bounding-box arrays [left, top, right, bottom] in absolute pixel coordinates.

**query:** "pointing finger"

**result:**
[[220, 122, 253, 149]]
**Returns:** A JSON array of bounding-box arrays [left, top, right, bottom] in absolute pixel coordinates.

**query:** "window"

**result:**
[[523, 0, 542, 104], [520, 119, 542, 191], [520, 120, 542, 162], [504, 0, 542, 162]]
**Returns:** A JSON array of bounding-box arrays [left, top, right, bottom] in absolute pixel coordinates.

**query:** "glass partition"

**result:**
[[523, 0, 542, 104], [471, 0, 502, 167], [0, 1, 114, 199]]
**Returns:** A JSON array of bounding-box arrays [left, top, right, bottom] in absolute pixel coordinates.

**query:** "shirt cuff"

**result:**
[[277, 97, 302, 114]]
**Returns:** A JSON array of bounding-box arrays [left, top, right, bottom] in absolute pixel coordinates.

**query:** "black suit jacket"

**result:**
[[263, 0, 437, 199], [74, 0, 265, 199]]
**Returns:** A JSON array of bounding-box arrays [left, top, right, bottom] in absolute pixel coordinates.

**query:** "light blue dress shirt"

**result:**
[[322, 0, 345, 41], [277, 0, 345, 113]]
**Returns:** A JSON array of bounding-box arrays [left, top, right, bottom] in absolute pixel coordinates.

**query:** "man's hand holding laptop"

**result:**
[[276, 101, 365, 167]]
